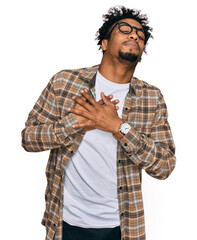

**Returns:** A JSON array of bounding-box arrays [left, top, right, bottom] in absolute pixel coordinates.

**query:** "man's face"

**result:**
[[102, 18, 145, 63]]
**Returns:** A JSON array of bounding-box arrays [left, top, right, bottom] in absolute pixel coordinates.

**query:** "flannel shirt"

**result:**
[[21, 65, 176, 240]]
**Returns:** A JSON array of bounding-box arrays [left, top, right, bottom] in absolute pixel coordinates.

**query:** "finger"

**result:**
[[111, 99, 119, 105], [72, 122, 95, 129], [101, 92, 114, 105], [81, 96, 86, 101], [72, 95, 86, 104], [80, 90, 98, 106], [67, 107, 94, 120], [83, 88, 113, 101], [98, 94, 113, 105], [81, 95, 90, 104], [72, 96, 94, 111]]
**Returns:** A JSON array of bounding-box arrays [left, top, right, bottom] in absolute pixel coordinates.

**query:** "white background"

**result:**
[[0, 0, 196, 239]]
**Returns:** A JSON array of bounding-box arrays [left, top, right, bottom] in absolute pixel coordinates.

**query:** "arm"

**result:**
[[21, 77, 83, 152], [68, 89, 176, 180], [119, 91, 176, 180]]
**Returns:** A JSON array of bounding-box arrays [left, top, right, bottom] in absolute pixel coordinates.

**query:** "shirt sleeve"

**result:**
[[21, 77, 84, 152], [118, 90, 176, 180]]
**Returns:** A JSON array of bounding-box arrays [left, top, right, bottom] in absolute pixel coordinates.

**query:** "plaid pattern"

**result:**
[[21, 65, 176, 240]]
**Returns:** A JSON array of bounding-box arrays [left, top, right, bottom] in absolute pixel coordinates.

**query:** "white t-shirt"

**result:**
[[63, 71, 130, 228]]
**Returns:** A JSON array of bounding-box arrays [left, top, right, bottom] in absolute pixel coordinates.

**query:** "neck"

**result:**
[[99, 54, 137, 84]]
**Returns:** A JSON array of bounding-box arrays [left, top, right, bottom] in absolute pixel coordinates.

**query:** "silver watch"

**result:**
[[120, 122, 131, 135]]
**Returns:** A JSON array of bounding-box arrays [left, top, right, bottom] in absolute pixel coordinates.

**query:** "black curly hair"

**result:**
[[95, 6, 153, 53]]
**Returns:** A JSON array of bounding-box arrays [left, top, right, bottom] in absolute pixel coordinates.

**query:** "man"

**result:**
[[21, 6, 176, 240]]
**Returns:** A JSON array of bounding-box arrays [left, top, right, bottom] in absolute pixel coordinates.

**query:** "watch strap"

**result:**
[[113, 131, 124, 140], [113, 122, 132, 140]]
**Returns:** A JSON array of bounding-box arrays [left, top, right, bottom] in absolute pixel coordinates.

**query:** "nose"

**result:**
[[129, 30, 138, 41]]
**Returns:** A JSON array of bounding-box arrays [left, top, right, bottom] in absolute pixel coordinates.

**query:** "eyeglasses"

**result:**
[[107, 21, 149, 41]]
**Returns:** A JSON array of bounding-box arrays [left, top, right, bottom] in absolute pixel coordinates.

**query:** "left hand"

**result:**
[[67, 89, 124, 133]]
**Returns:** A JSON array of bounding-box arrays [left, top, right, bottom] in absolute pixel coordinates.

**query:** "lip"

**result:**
[[123, 41, 139, 50]]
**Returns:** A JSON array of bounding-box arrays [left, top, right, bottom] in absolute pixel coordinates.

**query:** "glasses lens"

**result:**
[[119, 23, 132, 34], [119, 23, 145, 40], [137, 29, 145, 40]]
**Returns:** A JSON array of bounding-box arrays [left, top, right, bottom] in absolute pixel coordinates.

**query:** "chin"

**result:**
[[119, 51, 138, 62]]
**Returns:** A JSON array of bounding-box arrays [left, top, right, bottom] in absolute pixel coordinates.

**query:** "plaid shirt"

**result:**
[[21, 65, 176, 240]]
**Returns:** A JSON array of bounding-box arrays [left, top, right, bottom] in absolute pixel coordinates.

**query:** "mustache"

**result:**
[[122, 41, 140, 50]]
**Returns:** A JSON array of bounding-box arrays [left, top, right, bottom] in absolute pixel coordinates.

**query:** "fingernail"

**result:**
[[84, 89, 88, 92], [67, 108, 71, 111], [72, 124, 76, 128], [81, 90, 84, 93]]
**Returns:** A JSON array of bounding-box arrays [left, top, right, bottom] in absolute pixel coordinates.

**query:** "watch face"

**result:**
[[120, 122, 131, 134]]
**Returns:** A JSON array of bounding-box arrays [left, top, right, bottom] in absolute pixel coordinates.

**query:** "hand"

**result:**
[[70, 90, 120, 131], [71, 94, 93, 131], [68, 89, 124, 133]]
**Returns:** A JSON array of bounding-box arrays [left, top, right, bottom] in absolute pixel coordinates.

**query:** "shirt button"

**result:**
[[70, 151, 73, 154], [119, 186, 122, 191], [118, 160, 121, 165], [125, 107, 128, 111], [124, 143, 128, 146], [121, 213, 124, 218]]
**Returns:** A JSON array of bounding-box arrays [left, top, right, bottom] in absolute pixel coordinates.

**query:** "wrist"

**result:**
[[113, 121, 132, 140], [112, 118, 124, 134]]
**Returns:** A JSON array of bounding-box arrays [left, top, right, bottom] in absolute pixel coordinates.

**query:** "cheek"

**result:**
[[139, 42, 145, 51], [107, 40, 119, 52]]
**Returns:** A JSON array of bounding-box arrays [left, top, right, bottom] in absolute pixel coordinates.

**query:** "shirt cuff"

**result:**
[[118, 125, 145, 153]]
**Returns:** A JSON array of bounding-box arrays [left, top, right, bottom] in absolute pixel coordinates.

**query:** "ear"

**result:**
[[101, 39, 108, 51]]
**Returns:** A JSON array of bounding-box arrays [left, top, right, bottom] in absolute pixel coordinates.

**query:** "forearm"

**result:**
[[119, 125, 176, 180], [21, 113, 83, 152]]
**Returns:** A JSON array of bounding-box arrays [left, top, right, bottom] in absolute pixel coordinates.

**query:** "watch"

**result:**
[[113, 122, 132, 140]]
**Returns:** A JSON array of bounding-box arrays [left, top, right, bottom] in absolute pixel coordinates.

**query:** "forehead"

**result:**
[[118, 18, 143, 29]]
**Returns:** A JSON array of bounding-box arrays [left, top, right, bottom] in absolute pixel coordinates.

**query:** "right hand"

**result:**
[[72, 93, 119, 131]]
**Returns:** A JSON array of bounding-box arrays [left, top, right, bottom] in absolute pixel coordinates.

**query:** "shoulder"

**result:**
[[47, 66, 95, 94], [50, 67, 87, 85], [50, 65, 99, 87], [134, 77, 163, 101]]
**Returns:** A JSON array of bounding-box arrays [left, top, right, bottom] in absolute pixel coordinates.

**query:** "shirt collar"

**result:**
[[79, 64, 139, 96]]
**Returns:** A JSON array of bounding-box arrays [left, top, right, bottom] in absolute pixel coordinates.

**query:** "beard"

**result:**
[[119, 51, 138, 62]]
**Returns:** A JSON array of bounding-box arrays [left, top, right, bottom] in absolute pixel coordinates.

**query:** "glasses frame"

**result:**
[[107, 21, 149, 42]]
